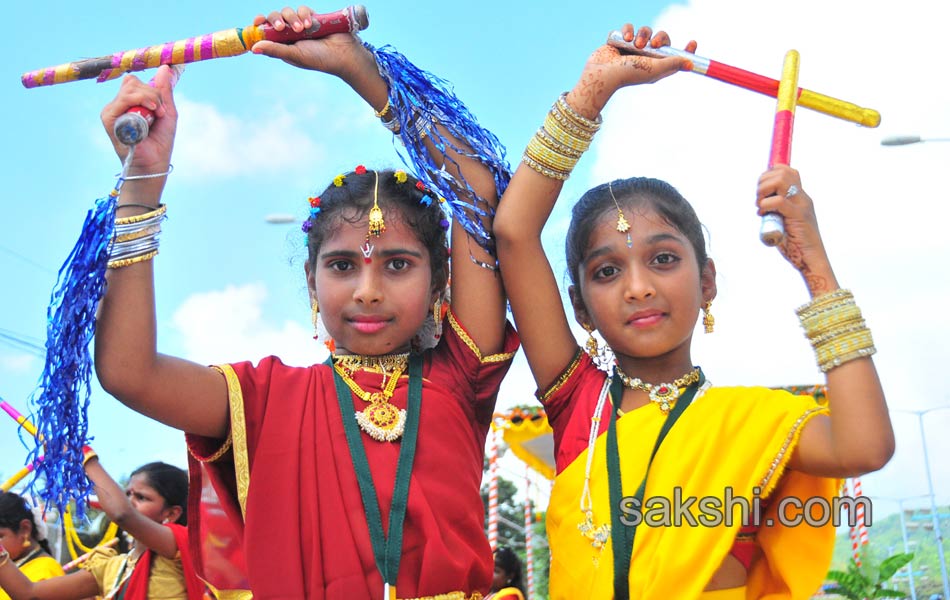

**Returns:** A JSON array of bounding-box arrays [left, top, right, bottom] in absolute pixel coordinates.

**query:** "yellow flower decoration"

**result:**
[[394, 170, 408, 184], [333, 174, 345, 187]]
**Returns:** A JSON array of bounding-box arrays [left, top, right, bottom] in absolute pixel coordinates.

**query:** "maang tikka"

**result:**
[[608, 180, 632, 248]]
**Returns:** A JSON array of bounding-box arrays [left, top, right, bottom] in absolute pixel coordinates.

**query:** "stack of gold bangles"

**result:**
[[107, 204, 167, 269], [523, 93, 602, 180], [796, 289, 876, 372]]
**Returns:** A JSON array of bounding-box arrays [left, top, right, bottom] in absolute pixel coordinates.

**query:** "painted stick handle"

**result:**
[[760, 50, 800, 246], [114, 64, 185, 146], [606, 31, 879, 128]]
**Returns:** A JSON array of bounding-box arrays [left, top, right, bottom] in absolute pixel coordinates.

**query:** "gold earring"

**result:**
[[702, 300, 715, 334], [433, 296, 444, 339], [311, 300, 320, 340], [22, 537, 31, 549], [583, 324, 600, 358]]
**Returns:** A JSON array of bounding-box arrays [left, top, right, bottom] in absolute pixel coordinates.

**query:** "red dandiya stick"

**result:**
[[1, 399, 38, 438], [606, 31, 879, 128], [21, 5, 368, 89], [760, 49, 800, 247]]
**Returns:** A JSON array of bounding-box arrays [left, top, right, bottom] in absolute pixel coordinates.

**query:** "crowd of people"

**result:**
[[0, 5, 893, 599]]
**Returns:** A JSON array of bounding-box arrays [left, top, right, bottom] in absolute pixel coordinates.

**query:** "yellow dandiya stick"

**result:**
[[606, 31, 880, 128], [760, 49, 800, 247], [21, 5, 368, 89], [1, 462, 35, 492], [1, 399, 38, 438], [62, 537, 119, 571]]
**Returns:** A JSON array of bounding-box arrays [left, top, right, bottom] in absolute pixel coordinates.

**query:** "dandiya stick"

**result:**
[[62, 537, 119, 571], [606, 31, 879, 128], [21, 5, 368, 89], [760, 50, 800, 247], [1, 399, 38, 438], [1, 462, 35, 492]]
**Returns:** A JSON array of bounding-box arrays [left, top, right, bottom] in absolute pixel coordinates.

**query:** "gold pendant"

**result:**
[[355, 401, 406, 442], [649, 384, 680, 415], [578, 510, 611, 549]]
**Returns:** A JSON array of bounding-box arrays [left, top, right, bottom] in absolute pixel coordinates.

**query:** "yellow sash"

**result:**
[[547, 386, 837, 599]]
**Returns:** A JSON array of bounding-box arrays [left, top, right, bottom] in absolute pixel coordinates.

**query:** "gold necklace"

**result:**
[[333, 354, 409, 442], [614, 366, 701, 414]]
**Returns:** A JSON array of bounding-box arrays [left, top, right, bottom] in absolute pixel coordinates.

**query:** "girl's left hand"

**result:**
[[756, 165, 835, 290]]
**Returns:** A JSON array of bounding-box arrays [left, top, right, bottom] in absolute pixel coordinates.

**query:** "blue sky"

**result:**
[[3, 0, 949, 523]]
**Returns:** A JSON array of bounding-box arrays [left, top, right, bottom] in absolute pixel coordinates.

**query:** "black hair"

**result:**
[[305, 168, 450, 294], [565, 176, 708, 289], [494, 546, 526, 594], [0, 491, 53, 556], [130, 462, 188, 525]]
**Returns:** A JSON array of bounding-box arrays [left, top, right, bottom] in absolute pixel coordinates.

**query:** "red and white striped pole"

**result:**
[[524, 466, 534, 600], [487, 423, 499, 551], [853, 478, 870, 547]]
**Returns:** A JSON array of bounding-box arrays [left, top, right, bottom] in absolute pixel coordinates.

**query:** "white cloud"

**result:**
[[581, 0, 950, 511], [171, 282, 326, 368], [0, 353, 36, 373]]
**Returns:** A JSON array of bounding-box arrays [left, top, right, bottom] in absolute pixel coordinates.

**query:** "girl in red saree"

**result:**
[[0, 460, 204, 599], [494, 23, 894, 600], [92, 6, 515, 599]]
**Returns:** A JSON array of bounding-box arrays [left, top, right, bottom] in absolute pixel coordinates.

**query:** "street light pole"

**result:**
[[895, 407, 950, 600], [881, 135, 950, 146], [878, 495, 931, 600]]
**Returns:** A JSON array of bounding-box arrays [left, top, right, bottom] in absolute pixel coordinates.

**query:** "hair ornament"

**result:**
[[354, 164, 368, 175], [367, 169, 385, 237], [394, 170, 408, 184], [333, 174, 346, 187]]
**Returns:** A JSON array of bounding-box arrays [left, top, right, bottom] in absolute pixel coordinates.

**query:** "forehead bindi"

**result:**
[[320, 215, 428, 256]]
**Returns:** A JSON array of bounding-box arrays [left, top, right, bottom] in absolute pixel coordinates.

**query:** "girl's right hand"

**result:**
[[100, 65, 177, 179], [567, 24, 697, 119], [251, 6, 376, 84]]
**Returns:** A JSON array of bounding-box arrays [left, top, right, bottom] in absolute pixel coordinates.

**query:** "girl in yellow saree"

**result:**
[[494, 23, 894, 600]]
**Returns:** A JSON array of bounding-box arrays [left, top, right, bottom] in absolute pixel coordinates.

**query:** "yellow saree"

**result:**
[[546, 384, 837, 600]]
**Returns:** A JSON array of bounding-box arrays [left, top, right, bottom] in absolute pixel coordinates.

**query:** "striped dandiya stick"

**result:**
[[62, 536, 119, 571], [0, 462, 35, 492], [487, 423, 500, 551], [524, 467, 534, 600], [605, 31, 879, 128], [20, 5, 368, 89], [760, 49, 800, 246], [1, 399, 38, 438]]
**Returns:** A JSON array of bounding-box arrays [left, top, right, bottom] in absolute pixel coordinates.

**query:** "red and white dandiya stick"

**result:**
[[760, 50, 800, 246], [524, 467, 534, 600], [20, 5, 368, 89], [1, 399, 38, 438], [606, 31, 879, 128], [487, 424, 500, 551], [62, 537, 119, 571]]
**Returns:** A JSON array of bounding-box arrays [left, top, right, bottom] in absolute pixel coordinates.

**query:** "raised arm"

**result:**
[[495, 26, 694, 389], [94, 66, 229, 438], [252, 7, 506, 354], [83, 453, 179, 558], [758, 166, 894, 476]]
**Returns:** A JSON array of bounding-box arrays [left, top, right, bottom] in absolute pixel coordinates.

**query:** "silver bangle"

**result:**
[[117, 164, 174, 181]]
